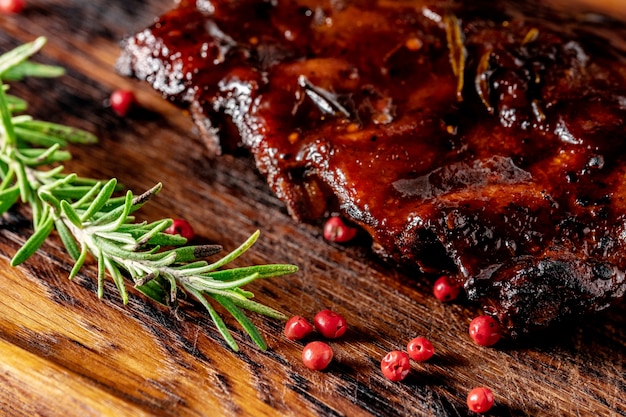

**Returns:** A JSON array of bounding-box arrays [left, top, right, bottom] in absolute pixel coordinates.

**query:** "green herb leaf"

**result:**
[[15, 119, 97, 145], [0, 37, 46, 77], [60, 199, 83, 228], [4, 93, 28, 113], [162, 244, 223, 263], [2, 61, 66, 81], [222, 294, 287, 320], [10, 216, 54, 266], [205, 229, 261, 271], [136, 279, 168, 305], [0, 184, 19, 215], [69, 245, 88, 280], [55, 217, 80, 260], [208, 264, 299, 281], [80, 178, 117, 221], [187, 286, 240, 351], [214, 294, 267, 350]]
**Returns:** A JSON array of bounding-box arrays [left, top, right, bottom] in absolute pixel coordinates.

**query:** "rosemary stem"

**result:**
[[0, 39, 297, 351]]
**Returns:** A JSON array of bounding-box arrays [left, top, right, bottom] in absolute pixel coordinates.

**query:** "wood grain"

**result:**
[[0, 1, 624, 416]]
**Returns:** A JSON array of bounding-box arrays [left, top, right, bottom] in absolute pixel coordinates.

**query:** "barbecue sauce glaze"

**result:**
[[118, 0, 626, 336]]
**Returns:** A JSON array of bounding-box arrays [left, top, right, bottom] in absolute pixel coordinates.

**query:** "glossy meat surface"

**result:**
[[118, 0, 626, 336]]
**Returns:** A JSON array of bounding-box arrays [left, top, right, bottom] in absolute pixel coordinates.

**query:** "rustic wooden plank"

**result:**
[[0, 338, 156, 417], [0, 1, 624, 416]]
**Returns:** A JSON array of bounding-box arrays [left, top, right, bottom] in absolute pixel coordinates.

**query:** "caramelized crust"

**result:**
[[118, 0, 626, 336]]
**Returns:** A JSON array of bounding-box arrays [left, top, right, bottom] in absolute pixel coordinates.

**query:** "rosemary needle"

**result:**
[[0, 37, 296, 352]]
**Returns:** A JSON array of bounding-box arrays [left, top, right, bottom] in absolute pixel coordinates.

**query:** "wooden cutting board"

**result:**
[[0, 1, 624, 416]]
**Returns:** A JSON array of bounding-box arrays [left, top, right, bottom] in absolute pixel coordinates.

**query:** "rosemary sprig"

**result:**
[[0, 37, 297, 352]]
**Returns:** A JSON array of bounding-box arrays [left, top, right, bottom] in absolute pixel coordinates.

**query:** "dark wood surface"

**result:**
[[0, 1, 624, 416]]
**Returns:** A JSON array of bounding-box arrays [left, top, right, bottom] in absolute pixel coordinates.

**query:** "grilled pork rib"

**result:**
[[118, 0, 626, 336]]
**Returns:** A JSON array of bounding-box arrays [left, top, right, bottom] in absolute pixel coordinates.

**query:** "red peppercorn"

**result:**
[[165, 218, 195, 241], [433, 275, 461, 302], [109, 89, 135, 117], [0, 0, 25, 13], [301, 341, 333, 371], [323, 216, 357, 243], [469, 315, 502, 346], [467, 387, 495, 413], [283, 316, 314, 341], [313, 309, 348, 338], [380, 350, 411, 382], [407, 336, 435, 362]]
